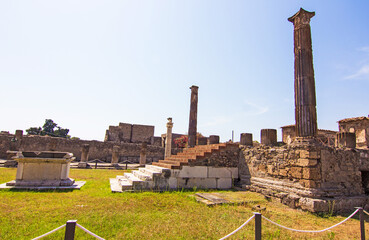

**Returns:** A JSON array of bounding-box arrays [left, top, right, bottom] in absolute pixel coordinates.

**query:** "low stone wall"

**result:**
[[0, 133, 164, 163], [240, 142, 369, 212]]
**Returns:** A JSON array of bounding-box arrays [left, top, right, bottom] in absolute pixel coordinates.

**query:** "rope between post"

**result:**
[[76, 223, 105, 240], [262, 208, 359, 233], [32, 224, 66, 240], [363, 209, 369, 216], [218, 215, 255, 240]]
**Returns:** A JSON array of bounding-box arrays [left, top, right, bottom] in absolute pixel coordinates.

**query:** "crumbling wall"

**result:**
[[0, 133, 164, 163], [131, 124, 154, 143], [105, 123, 154, 144], [339, 118, 369, 149], [241, 143, 369, 212]]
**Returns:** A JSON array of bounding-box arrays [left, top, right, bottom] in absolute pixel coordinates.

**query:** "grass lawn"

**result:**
[[0, 168, 368, 240]]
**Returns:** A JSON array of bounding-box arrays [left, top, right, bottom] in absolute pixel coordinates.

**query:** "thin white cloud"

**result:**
[[242, 101, 269, 116], [359, 46, 369, 53], [345, 64, 369, 80]]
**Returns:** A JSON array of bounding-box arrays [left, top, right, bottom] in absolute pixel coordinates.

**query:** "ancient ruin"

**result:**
[[1, 8, 368, 213], [188, 85, 199, 148]]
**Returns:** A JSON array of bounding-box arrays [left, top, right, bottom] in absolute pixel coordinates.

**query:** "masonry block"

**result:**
[[279, 169, 288, 177], [216, 178, 232, 189], [177, 166, 208, 178], [300, 179, 318, 188], [208, 167, 234, 178], [290, 167, 302, 178], [177, 178, 217, 189], [302, 167, 321, 180], [297, 158, 318, 167]]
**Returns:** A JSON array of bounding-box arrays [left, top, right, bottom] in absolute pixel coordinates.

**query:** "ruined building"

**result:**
[[238, 8, 369, 213]]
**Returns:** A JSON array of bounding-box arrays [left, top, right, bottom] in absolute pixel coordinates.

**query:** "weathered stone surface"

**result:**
[[289, 8, 317, 137], [164, 118, 173, 159], [240, 133, 253, 146], [260, 129, 277, 146], [302, 167, 320, 180], [188, 85, 199, 148], [297, 158, 318, 167]]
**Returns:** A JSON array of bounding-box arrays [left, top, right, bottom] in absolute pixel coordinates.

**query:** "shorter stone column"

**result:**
[[78, 144, 90, 168], [261, 129, 277, 146], [208, 135, 220, 144], [198, 137, 208, 145], [240, 133, 253, 146], [111, 146, 120, 165], [164, 118, 173, 159], [337, 132, 356, 148], [139, 143, 147, 166], [15, 130, 23, 141]]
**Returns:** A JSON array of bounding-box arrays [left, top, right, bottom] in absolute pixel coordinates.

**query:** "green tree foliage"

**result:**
[[26, 119, 70, 138]]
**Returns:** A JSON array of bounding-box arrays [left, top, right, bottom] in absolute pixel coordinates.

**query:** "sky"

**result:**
[[0, 1, 368, 142]]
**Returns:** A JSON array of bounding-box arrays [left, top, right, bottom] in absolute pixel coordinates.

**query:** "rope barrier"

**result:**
[[32, 224, 66, 240], [76, 223, 106, 240], [262, 208, 359, 233], [363, 209, 369, 216], [218, 215, 255, 240]]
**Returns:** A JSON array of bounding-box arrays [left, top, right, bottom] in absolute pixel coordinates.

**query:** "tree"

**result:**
[[26, 119, 71, 138]]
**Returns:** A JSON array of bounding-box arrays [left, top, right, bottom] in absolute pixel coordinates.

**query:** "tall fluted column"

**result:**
[[188, 85, 199, 147], [164, 118, 173, 159], [288, 8, 318, 137]]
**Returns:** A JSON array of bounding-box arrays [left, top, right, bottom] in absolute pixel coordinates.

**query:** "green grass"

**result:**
[[0, 168, 368, 239]]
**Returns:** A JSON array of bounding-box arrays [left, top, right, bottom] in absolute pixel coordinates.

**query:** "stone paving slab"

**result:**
[[0, 181, 86, 190], [195, 193, 230, 205]]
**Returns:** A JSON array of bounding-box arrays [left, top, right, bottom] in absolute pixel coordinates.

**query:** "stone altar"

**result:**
[[2, 151, 85, 189]]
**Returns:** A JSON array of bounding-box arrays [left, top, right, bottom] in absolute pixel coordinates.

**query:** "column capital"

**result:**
[[288, 8, 315, 26]]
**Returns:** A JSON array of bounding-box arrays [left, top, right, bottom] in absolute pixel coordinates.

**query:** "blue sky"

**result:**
[[0, 1, 368, 142]]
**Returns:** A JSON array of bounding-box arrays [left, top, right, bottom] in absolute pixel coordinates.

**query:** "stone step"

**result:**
[[152, 162, 180, 169], [160, 160, 188, 166], [123, 172, 144, 184], [145, 164, 170, 173], [138, 167, 162, 178], [115, 176, 133, 191], [132, 170, 153, 181]]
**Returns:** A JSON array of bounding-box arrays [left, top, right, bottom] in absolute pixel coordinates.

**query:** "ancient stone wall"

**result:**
[[338, 117, 369, 149], [131, 124, 154, 143], [240, 143, 369, 212], [281, 125, 336, 146], [188, 144, 239, 168], [105, 122, 154, 144], [0, 133, 164, 163]]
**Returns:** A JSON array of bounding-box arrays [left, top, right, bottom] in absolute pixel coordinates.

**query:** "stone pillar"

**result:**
[[337, 132, 356, 148], [139, 143, 147, 166], [288, 8, 318, 138], [188, 85, 199, 147], [15, 130, 23, 141], [104, 130, 110, 142], [208, 135, 220, 144], [164, 118, 173, 159], [261, 129, 277, 146], [198, 137, 208, 145], [240, 133, 253, 146], [78, 144, 90, 168], [111, 146, 120, 165]]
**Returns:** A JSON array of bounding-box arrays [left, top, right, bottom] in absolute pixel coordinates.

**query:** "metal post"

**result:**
[[358, 207, 366, 240], [95, 161, 97, 169], [64, 220, 77, 240], [254, 212, 262, 240]]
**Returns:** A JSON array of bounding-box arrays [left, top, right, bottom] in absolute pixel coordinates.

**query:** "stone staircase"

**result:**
[[110, 143, 240, 192], [151, 143, 230, 169]]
